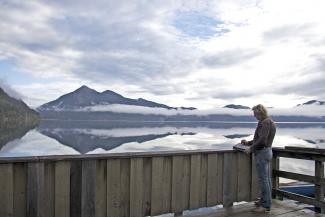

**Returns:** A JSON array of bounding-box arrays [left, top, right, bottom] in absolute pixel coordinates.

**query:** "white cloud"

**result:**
[[0, 78, 22, 99], [51, 103, 325, 117], [1, 0, 325, 109]]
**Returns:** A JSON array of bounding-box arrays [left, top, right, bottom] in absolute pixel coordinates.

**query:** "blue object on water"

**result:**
[[281, 185, 316, 197]]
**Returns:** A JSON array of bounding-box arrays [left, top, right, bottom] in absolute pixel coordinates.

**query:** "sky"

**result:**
[[1, 0, 325, 109]]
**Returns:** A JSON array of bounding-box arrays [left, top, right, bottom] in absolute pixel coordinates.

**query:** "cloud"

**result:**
[[270, 106, 325, 117], [56, 103, 325, 117], [1, 0, 325, 109], [201, 49, 262, 68], [263, 24, 315, 42], [277, 77, 325, 98], [0, 79, 23, 99]]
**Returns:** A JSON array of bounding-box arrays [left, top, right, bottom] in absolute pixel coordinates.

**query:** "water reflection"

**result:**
[[40, 128, 177, 154], [1, 120, 324, 157], [1, 121, 325, 183], [0, 124, 36, 150]]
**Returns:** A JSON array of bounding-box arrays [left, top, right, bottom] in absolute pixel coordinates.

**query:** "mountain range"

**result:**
[[223, 104, 250, 109], [38, 85, 196, 111], [296, 100, 325, 106], [33, 85, 325, 122]]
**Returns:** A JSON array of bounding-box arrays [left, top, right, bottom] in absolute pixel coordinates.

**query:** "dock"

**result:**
[[190, 200, 325, 217]]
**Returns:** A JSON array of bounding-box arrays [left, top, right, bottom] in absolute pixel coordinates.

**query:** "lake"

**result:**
[[1, 120, 324, 182]]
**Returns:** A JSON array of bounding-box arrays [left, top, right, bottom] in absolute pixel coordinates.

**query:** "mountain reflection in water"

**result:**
[[1, 121, 325, 157], [0, 121, 325, 156], [1, 121, 325, 183]]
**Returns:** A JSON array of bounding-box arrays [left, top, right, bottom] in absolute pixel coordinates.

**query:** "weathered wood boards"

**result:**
[[273, 148, 325, 213], [0, 150, 257, 217]]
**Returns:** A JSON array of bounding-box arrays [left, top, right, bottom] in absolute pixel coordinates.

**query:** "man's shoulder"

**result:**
[[262, 117, 275, 125]]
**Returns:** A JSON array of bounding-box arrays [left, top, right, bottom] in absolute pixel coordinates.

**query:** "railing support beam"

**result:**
[[315, 160, 324, 213], [272, 156, 279, 199]]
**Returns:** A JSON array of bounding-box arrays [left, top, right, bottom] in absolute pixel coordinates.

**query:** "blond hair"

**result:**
[[252, 104, 268, 120]]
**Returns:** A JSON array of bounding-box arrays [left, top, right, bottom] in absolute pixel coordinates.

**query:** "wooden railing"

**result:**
[[0, 150, 259, 217], [272, 147, 325, 213]]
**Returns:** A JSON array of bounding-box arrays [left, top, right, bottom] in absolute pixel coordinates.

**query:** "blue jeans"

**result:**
[[255, 148, 273, 209]]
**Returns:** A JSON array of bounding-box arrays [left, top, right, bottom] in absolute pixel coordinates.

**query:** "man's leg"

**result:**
[[255, 151, 272, 209]]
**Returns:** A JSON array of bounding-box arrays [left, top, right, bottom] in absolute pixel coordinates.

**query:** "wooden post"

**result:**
[[81, 160, 96, 217], [27, 162, 45, 217], [272, 156, 279, 199], [223, 153, 234, 207], [0, 163, 14, 217], [55, 161, 70, 217], [315, 160, 324, 213]]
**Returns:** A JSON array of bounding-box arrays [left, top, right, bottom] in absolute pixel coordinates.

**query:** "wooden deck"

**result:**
[[190, 200, 325, 217]]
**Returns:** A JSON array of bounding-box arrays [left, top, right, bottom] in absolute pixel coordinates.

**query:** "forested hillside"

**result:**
[[0, 87, 39, 128]]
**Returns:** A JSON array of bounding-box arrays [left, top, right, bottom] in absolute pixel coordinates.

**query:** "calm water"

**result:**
[[1, 120, 324, 181]]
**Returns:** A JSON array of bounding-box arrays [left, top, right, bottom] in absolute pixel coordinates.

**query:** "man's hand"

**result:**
[[241, 139, 248, 145], [244, 147, 252, 154]]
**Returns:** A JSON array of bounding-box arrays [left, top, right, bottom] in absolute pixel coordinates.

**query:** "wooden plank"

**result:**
[[315, 160, 324, 213], [107, 159, 121, 217], [200, 154, 208, 208], [44, 162, 55, 217], [120, 159, 130, 217], [204, 199, 321, 217], [55, 161, 70, 217], [0, 150, 236, 163], [207, 154, 218, 206], [163, 157, 172, 212], [96, 160, 106, 217], [142, 158, 152, 216], [70, 161, 82, 217], [151, 157, 165, 215], [182, 155, 190, 211], [274, 170, 320, 184], [216, 154, 223, 204], [190, 154, 201, 209], [237, 153, 251, 202], [250, 154, 259, 200], [275, 189, 325, 208], [27, 163, 36, 217], [232, 152, 238, 202], [198, 200, 317, 217], [171, 156, 184, 213], [81, 160, 96, 217], [285, 146, 325, 154], [223, 153, 234, 207], [273, 149, 325, 161], [158, 157, 171, 213], [130, 158, 144, 217], [272, 156, 279, 199], [13, 163, 27, 217], [0, 163, 14, 217], [27, 162, 45, 217]]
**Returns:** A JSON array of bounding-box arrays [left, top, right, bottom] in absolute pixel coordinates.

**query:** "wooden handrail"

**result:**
[[272, 147, 325, 213], [0, 149, 234, 163]]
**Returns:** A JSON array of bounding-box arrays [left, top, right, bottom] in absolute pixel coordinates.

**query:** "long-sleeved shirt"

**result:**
[[247, 117, 276, 152]]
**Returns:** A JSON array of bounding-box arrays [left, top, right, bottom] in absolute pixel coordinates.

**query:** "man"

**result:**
[[241, 104, 276, 213]]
